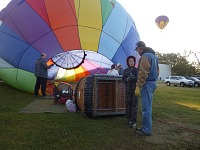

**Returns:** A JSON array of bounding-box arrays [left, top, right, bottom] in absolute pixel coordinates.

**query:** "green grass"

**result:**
[[0, 81, 200, 149]]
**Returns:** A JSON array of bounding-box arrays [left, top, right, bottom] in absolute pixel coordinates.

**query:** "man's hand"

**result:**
[[135, 86, 141, 97]]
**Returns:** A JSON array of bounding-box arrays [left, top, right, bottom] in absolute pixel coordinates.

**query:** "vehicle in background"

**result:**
[[196, 77, 200, 80], [185, 77, 200, 87], [164, 76, 194, 87]]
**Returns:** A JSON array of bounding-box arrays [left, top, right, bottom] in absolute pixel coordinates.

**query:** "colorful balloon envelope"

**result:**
[[155, 15, 169, 30], [0, 0, 140, 92]]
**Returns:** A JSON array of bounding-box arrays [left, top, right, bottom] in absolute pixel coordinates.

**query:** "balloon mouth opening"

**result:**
[[51, 50, 87, 69]]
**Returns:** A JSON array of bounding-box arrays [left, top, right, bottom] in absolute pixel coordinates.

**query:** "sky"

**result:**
[[1, 0, 200, 56]]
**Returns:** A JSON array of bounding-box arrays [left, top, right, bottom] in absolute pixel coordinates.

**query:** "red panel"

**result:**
[[44, 0, 77, 29], [54, 26, 81, 51], [26, 0, 50, 26], [68, 0, 77, 20]]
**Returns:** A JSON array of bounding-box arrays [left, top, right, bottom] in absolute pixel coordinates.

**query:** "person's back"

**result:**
[[107, 69, 119, 75], [34, 53, 53, 98], [35, 56, 48, 78], [142, 52, 159, 81], [107, 64, 119, 75]]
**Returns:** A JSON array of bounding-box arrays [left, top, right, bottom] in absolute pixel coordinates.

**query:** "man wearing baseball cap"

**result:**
[[135, 41, 146, 51], [134, 41, 159, 136]]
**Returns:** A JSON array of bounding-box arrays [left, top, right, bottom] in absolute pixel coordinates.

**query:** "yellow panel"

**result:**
[[78, 0, 102, 29], [79, 26, 101, 52], [74, 0, 80, 19], [65, 69, 76, 82]]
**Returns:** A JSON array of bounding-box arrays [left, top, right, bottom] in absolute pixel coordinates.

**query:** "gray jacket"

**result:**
[[34, 57, 51, 78]]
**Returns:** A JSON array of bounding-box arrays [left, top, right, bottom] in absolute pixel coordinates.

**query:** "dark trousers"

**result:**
[[125, 93, 138, 123], [34, 76, 47, 96]]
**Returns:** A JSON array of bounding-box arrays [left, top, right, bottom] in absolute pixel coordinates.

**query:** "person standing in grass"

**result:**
[[122, 56, 138, 128], [135, 41, 159, 136], [34, 53, 53, 98]]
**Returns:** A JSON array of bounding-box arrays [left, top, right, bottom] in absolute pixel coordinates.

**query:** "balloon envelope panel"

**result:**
[[0, 0, 140, 92]]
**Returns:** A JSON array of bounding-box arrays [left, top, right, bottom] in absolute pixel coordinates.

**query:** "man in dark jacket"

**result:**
[[135, 41, 159, 136], [122, 56, 138, 128], [34, 53, 53, 98]]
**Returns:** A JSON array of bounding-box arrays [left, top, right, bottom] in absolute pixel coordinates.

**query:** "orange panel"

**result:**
[[44, 0, 77, 29], [53, 26, 81, 51], [47, 59, 54, 66], [74, 67, 88, 82]]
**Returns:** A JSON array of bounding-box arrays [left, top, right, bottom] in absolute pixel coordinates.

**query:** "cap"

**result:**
[[117, 63, 121, 67], [135, 41, 146, 50]]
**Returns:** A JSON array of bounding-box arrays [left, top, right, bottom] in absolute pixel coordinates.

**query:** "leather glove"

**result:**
[[135, 86, 141, 97]]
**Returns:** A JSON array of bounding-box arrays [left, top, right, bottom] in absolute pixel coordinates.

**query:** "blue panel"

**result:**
[[111, 45, 127, 68], [121, 27, 139, 57], [98, 32, 120, 59], [102, 2, 127, 44], [112, 26, 140, 68], [0, 23, 26, 42], [123, 15, 136, 41], [0, 32, 29, 67], [18, 47, 40, 73]]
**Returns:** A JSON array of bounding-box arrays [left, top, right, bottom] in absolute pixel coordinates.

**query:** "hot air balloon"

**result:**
[[0, 0, 140, 93], [155, 15, 169, 30]]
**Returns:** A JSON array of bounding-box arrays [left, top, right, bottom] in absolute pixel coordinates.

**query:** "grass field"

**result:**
[[0, 81, 200, 150]]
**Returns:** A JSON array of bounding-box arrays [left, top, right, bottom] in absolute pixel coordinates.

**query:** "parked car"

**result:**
[[164, 76, 194, 87], [196, 77, 200, 80], [185, 77, 200, 87]]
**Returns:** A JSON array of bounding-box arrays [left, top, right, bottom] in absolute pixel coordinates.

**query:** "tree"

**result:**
[[156, 52, 198, 76]]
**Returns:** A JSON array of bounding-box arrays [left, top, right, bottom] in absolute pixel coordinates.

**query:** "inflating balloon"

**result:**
[[155, 15, 169, 30], [0, 0, 140, 92]]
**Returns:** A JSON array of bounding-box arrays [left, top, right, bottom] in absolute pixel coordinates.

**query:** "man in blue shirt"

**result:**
[[135, 41, 159, 136]]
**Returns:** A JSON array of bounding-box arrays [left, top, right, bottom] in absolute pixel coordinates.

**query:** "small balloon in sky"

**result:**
[[155, 15, 169, 30]]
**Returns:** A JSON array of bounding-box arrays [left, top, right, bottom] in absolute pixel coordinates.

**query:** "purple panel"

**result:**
[[4, 0, 21, 13], [0, 12, 26, 41], [7, 1, 51, 44], [32, 31, 63, 58], [0, 9, 7, 20]]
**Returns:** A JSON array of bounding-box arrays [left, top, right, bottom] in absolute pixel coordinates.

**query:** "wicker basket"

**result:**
[[74, 74, 126, 117]]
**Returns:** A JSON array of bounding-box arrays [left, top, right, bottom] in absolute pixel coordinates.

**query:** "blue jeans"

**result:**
[[140, 81, 157, 134]]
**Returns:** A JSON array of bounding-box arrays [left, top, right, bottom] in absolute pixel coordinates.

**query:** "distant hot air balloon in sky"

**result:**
[[155, 15, 169, 31], [0, 0, 140, 93]]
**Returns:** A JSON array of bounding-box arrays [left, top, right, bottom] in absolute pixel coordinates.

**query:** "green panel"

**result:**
[[0, 68, 19, 90], [101, 0, 116, 26], [0, 68, 36, 93], [17, 69, 36, 93]]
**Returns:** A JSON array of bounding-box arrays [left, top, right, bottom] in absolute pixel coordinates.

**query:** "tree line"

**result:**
[[156, 52, 200, 76]]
